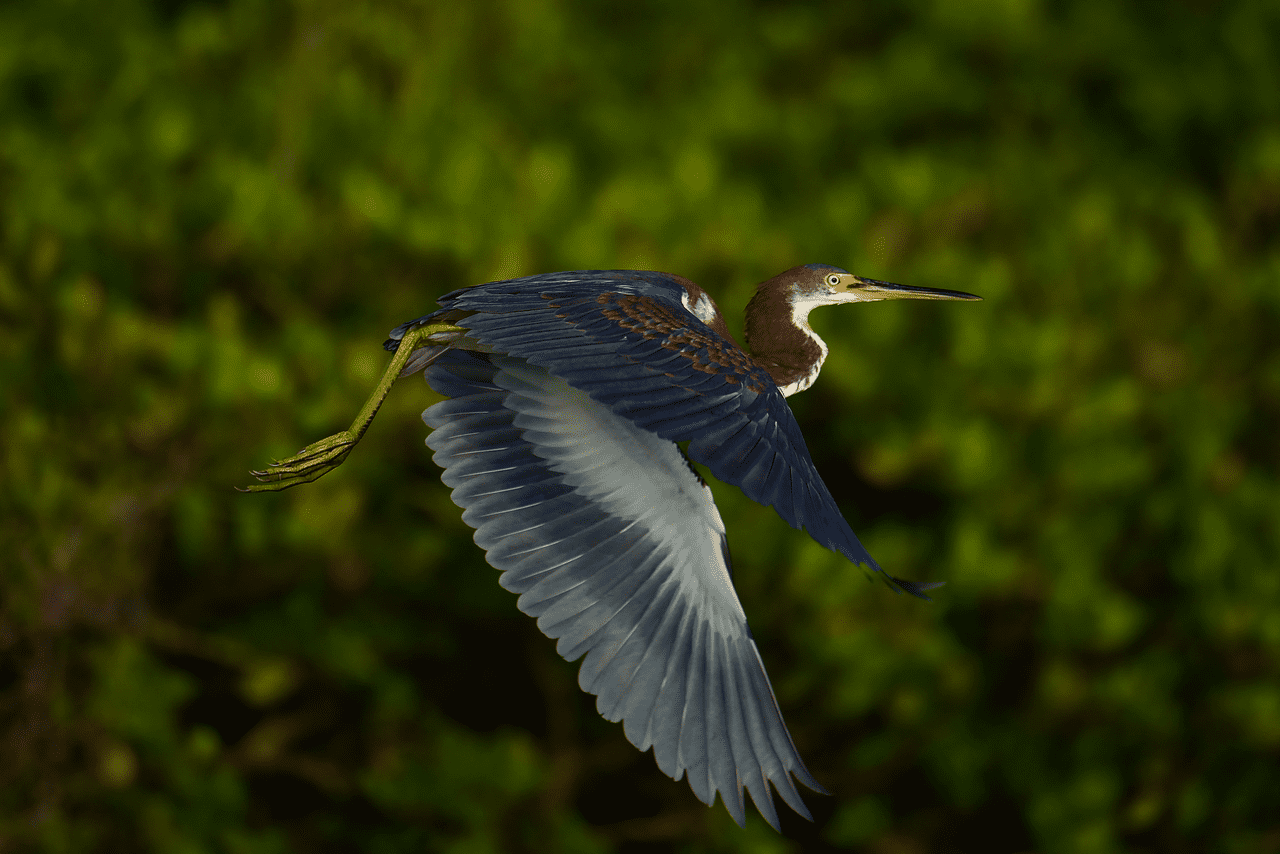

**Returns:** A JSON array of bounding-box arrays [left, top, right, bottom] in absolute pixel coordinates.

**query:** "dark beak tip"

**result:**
[[936, 289, 983, 301]]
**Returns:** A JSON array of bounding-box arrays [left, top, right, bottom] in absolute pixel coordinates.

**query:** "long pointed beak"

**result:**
[[854, 277, 983, 301]]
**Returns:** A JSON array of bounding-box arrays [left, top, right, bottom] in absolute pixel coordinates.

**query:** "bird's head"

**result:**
[[781, 263, 983, 309], [744, 264, 982, 395]]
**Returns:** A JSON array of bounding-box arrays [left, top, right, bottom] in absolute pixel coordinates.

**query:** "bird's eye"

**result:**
[[827, 274, 840, 286]]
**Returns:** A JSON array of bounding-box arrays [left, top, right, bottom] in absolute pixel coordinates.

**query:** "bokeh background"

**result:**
[[3, 0, 1279, 851]]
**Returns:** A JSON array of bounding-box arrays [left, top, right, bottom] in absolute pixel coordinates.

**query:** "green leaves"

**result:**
[[3, 0, 1279, 850]]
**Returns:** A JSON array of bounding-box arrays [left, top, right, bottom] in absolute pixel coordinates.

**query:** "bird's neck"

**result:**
[[744, 286, 827, 397]]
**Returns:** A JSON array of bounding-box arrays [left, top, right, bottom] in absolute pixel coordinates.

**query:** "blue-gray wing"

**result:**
[[422, 350, 827, 829], [390, 271, 934, 598]]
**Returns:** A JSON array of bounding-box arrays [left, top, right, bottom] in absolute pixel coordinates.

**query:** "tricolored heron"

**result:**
[[246, 264, 980, 830]]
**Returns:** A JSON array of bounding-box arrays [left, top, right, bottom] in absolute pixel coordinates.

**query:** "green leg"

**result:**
[[241, 321, 464, 492]]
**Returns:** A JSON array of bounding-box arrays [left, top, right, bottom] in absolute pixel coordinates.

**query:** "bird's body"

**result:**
[[248, 264, 979, 830]]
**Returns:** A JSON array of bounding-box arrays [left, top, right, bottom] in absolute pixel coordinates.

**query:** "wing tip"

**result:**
[[798, 772, 831, 798], [886, 575, 946, 601], [724, 767, 825, 830], [718, 788, 748, 828]]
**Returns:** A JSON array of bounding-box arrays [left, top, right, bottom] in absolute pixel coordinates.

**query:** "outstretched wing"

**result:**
[[390, 270, 934, 598], [423, 350, 826, 829]]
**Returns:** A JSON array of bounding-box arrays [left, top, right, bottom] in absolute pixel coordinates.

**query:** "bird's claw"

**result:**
[[241, 320, 462, 495], [240, 432, 356, 492]]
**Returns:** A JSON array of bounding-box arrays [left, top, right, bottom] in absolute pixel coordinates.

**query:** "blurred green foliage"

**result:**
[[2, 0, 1279, 851]]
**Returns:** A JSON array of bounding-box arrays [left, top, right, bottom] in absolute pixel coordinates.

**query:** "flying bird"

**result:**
[[246, 264, 980, 830]]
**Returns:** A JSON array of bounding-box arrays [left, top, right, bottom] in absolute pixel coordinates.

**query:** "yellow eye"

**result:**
[[827, 274, 840, 286]]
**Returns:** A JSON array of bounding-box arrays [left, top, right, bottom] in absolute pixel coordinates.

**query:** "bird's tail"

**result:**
[[398, 345, 453, 378]]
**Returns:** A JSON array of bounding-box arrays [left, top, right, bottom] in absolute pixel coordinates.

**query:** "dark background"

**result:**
[[3, 0, 1279, 851]]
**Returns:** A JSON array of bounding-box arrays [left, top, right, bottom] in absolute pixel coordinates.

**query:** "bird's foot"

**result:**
[[242, 431, 358, 492], [239, 319, 464, 493]]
